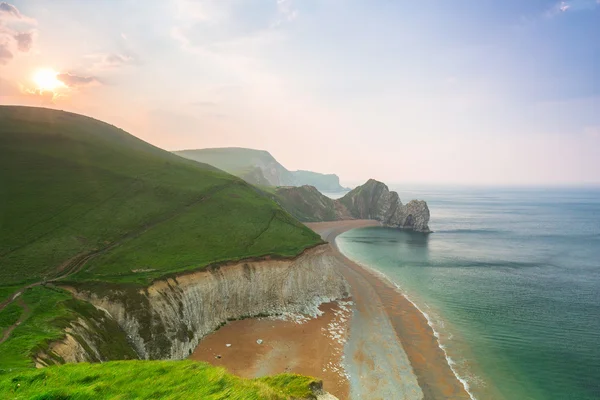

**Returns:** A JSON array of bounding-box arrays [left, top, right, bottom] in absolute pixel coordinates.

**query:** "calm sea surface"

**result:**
[[336, 186, 600, 400]]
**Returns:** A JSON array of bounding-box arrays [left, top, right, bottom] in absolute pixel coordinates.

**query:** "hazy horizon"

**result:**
[[1, 0, 599, 186]]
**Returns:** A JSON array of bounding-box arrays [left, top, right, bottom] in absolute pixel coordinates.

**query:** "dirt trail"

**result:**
[[0, 298, 31, 345], [0, 183, 232, 316]]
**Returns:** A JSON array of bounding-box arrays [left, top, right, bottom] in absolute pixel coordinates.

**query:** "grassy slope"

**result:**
[[0, 106, 321, 287], [0, 302, 23, 338], [273, 186, 339, 222], [175, 147, 295, 186], [0, 360, 320, 399], [0, 106, 322, 371], [0, 286, 138, 370]]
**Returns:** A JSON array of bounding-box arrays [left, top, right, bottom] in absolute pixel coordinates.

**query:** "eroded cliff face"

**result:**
[[275, 179, 431, 232], [35, 301, 138, 367], [63, 245, 349, 361]]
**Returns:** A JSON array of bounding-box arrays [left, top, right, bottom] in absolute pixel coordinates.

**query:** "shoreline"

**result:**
[[307, 220, 472, 400], [189, 219, 471, 399], [190, 300, 353, 399], [341, 254, 477, 400]]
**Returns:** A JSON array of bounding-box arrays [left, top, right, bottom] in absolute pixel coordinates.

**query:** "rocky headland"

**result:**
[[274, 179, 431, 232]]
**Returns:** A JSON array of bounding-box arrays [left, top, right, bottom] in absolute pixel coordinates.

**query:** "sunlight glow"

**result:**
[[33, 69, 65, 92]]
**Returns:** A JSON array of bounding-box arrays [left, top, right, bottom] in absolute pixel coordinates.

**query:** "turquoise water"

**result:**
[[336, 187, 600, 400]]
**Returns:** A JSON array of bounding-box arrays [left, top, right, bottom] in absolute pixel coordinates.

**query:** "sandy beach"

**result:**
[[191, 300, 353, 398], [191, 219, 470, 400], [309, 221, 471, 400]]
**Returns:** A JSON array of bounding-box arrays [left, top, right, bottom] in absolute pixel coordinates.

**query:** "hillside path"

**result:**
[[0, 298, 31, 345]]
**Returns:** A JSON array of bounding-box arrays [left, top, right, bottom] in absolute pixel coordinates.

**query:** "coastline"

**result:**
[[189, 219, 470, 399], [307, 220, 472, 400]]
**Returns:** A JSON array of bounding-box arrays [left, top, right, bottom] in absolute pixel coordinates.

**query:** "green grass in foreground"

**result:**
[[0, 360, 320, 400]]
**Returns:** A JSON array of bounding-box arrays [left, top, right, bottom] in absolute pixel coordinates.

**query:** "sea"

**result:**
[[334, 186, 600, 400]]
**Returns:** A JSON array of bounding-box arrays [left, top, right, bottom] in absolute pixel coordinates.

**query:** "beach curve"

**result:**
[[307, 220, 472, 400]]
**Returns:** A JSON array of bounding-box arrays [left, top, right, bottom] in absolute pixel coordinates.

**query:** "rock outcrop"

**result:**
[[274, 179, 431, 232], [339, 179, 431, 232], [59, 245, 348, 361], [35, 298, 138, 367]]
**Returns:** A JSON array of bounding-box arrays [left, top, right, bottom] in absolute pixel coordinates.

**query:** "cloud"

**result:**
[[57, 73, 101, 87], [0, 3, 36, 64], [20, 87, 58, 104], [13, 31, 32, 51], [0, 42, 12, 64], [546, 0, 600, 16], [85, 52, 136, 69], [0, 1, 36, 23], [275, 0, 298, 26], [105, 53, 134, 66], [0, 1, 20, 19], [171, 0, 295, 52], [0, 78, 59, 104]]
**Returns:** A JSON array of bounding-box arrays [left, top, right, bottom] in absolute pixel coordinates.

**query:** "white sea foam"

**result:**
[[336, 240, 478, 400], [402, 292, 477, 400]]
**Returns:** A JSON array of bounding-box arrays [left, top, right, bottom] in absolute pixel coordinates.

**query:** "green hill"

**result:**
[[175, 147, 348, 192], [0, 360, 323, 399], [175, 147, 295, 186], [0, 106, 322, 372], [0, 106, 321, 287]]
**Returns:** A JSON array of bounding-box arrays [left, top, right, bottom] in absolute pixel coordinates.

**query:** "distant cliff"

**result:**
[[292, 170, 348, 193], [174, 148, 347, 192], [274, 179, 431, 232]]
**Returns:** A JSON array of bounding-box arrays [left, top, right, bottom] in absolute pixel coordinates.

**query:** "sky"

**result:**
[[0, 0, 599, 186]]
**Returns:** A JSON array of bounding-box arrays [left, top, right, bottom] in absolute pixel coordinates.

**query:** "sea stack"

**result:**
[[339, 179, 431, 232]]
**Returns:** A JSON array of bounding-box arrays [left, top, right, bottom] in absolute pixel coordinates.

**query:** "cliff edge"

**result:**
[[274, 179, 431, 232]]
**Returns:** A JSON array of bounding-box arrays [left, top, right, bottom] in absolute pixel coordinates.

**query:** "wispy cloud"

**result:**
[[546, 0, 600, 16], [171, 0, 295, 53], [57, 73, 101, 87], [0, 1, 36, 24], [13, 31, 32, 51], [0, 43, 12, 64], [274, 0, 298, 26], [85, 52, 137, 69], [0, 2, 36, 64]]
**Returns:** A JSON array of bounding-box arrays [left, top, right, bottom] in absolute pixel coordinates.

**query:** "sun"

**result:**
[[33, 69, 65, 92]]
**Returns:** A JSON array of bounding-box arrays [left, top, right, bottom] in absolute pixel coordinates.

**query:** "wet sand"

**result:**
[[191, 301, 352, 399], [308, 220, 471, 400]]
